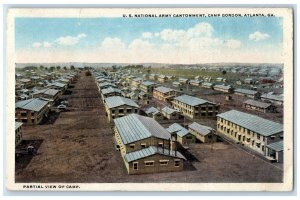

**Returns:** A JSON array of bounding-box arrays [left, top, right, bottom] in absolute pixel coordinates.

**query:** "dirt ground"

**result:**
[[15, 72, 283, 183]]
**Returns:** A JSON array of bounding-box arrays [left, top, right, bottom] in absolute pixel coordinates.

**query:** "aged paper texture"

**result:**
[[6, 8, 293, 191]]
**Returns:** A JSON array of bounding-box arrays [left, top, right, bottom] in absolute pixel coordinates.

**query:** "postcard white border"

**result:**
[[5, 7, 294, 192]]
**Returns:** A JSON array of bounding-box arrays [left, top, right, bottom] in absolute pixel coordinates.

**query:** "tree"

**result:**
[[146, 66, 151, 75], [63, 66, 67, 70], [85, 71, 92, 76], [70, 65, 75, 70], [56, 66, 61, 70], [222, 70, 227, 75], [39, 65, 44, 70], [50, 66, 55, 71], [112, 65, 117, 72]]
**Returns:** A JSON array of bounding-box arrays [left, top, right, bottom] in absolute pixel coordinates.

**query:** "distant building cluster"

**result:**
[[15, 67, 78, 148]]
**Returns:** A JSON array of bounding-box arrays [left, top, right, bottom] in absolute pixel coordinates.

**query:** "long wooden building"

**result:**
[[114, 114, 186, 174], [104, 96, 140, 122], [172, 95, 219, 119], [15, 98, 50, 124], [216, 110, 283, 161], [153, 86, 177, 102]]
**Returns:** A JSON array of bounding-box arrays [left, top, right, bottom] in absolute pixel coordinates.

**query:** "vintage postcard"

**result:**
[[6, 8, 293, 191]]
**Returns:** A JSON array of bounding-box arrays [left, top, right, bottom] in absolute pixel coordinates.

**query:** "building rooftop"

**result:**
[[48, 82, 66, 88], [124, 146, 186, 163], [15, 121, 23, 130], [174, 95, 212, 106], [261, 94, 283, 102], [141, 81, 156, 86], [166, 123, 184, 133], [188, 122, 214, 136], [101, 87, 121, 95], [202, 82, 213, 87], [266, 140, 283, 152], [105, 96, 139, 109], [166, 123, 190, 137], [42, 88, 59, 96], [162, 106, 178, 115], [114, 114, 171, 144], [214, 85, 232, 90], [154, 86, 174, 94], [235, 88, 258, 95], [99, 82, 116, 88], [190, 79, 201, 84], [179, 78, 188, 82], [132, 77, 143, 82], [16, 98, 49, 112], [243, 99, 272, 109], [145, 107, 160, 115], [217, 110, 283, 136]]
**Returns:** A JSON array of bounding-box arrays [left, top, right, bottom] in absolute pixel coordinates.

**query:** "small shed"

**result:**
[[188, 122, 216, 143], [166, 123, 196, 145], [161, 107, 180, 120], [265, 140, 283, 163], [145, 107, 164, 120]]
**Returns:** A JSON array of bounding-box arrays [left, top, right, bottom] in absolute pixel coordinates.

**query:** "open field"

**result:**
[[15, 72, 283, 183]]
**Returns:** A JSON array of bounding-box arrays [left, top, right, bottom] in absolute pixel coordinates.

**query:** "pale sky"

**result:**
[[15, 17, 283, 64]]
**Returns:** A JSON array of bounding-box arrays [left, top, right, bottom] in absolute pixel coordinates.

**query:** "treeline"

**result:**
[[21, 65, 77, 71], [123, 65, 144, 69]]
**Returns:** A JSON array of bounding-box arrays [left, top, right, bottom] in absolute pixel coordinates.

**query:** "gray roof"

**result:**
[[174, 95, 212, 106], [141, 81, 156, 86], [266, 140, 283, 152], [114, 114, 171, 144], [179, 78, 188, 82], [202, 82, 213, 87], [101, 87, 121, 95], [162, 106, 178, 115], [15, 122, 23, 130], [177, 128, 190, 137], [188, 122, 214, 136], [99, 82, 116, 88], [43, 89, 59, 96], [16, 98, 49, 112], [214, 85, 232, 90], [261, 94, 283, 102], [166, 123, 184, 133], [217, 110, 283, 136], [190, 80, 201, 84], [145, 107, 160, 115], [243, 99, 272, 109], [19, 89, 30, 93], [19, 94, 29, 99], [166, 123, 190, 137], [124, 146, 186, 163], [49, 82, 66, 88], [154, 86, 174, 94], [132, 77, 143, 82], [19, 79, 31, 83], [105, 96, 139, 109], [235, 88, 258, 95]]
